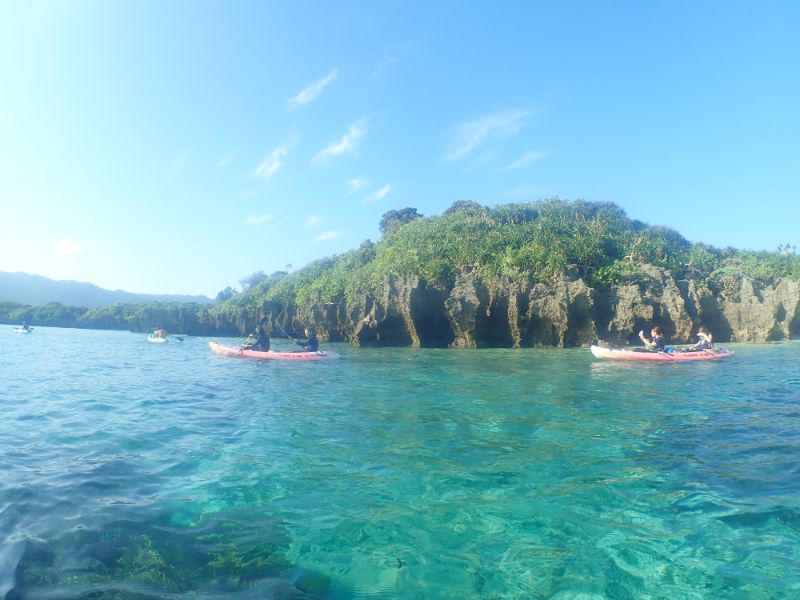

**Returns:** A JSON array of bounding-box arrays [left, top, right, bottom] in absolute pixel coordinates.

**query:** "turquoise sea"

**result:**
[[1, 327, 799, 599]]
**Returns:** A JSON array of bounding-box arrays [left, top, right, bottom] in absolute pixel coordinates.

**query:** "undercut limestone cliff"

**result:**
[[241, 268, 800, 348], [718, 277, 800, 342]]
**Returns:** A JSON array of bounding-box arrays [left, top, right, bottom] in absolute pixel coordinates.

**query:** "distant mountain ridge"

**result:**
[[0, 271, 214, 308]]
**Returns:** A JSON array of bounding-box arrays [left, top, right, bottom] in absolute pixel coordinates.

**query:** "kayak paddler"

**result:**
[[639, 326, 666, 352], [686, 326, 714, 351], [243, 324, 270, 351], [295, 327, 319, 352]]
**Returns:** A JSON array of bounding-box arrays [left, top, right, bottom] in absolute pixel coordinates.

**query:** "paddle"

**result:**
[[277, 325, 318, 352], [238, 333, 255, 354], [277, 325, 311, 350], [238, 319, 267, 353], [276, 325, 297, 343]]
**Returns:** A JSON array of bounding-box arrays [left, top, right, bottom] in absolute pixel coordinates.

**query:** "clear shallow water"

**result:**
[[1, 327, 799, 599]]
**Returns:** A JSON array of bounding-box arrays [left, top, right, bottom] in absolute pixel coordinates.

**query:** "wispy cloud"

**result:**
[[499, 150, 548, 172], [370, 46, 410, 80], [218, 153, 232, 168], [363, 184, 392, 205], [349, 177, 368, 192], [253, 144, 289, 179], [245, 214, 275, 225], [56, 239, 82, 255], [175, 149, 188, 166], [446, 109, 531, 162], [288, 69, 338, 107], [306, 215, 323, 227], [313, 117, 368, 163], [313, 230, 344, 243]]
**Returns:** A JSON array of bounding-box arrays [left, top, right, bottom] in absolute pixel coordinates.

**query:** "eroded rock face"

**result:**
[[443, 272, 486, 348], [345, 276, 452, 347], [719, 277, 800, 342], [522, 278, 596, 347], [600, 264, 694, 345], [332, 273, 599, 348], [252, 268, 800, 348]]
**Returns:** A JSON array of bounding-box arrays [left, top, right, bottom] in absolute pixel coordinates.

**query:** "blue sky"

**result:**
[[1, 1, 798, 297]]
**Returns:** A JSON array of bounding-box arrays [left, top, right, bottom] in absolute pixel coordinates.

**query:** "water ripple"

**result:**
[[1, 330, 799, 598]]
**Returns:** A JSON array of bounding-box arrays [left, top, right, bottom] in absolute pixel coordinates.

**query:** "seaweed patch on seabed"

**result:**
[[6, 510, 334, 599]]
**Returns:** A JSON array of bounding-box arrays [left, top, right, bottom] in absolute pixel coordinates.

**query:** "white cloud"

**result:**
[[253, 145, 289, 179], [175, 149, 188, 166], [313, 230, 344, 243], [56, 239, 82, 255], [218, 153, 232, 168], [370, 46, 410, 80], [245, 214, 275, 225], [306, 215, 323, 227], [446, 109, 531, 162], [349, 177, 368, 192], [313, 117, 368, 163], [363, 184, 392, 205], [500, 150, 548, 172], [288, 69, 338, 107]]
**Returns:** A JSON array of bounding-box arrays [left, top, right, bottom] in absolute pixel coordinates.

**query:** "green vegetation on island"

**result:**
[[2, 199, 798, 340], [222, 198, 799, 307]]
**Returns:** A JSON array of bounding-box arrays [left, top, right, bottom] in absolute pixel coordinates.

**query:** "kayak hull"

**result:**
[[590, 345, 733, 362], [209, 341, 340, 361], [14, 327, 32, 334], [147, 335, 168, 343]]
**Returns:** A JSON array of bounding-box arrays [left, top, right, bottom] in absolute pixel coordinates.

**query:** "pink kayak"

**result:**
[[209, 341, 340, 361], [590, 344, 734, 362]]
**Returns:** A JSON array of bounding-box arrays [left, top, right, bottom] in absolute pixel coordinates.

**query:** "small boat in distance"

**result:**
[[590, 344, 734, 362]]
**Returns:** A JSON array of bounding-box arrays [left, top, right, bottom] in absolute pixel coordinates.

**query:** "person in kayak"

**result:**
[[21, 319, 31, 332], [639, 326, 666, 352], [687, 326, 713, 351], [295, 327, 319, 352], [153, 326, 167, 339], [243, 324, 270, 351]]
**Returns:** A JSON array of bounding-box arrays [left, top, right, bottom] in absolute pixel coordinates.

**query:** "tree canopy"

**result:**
[[227, 198, 800, 310], [378, 207, 423, 237]]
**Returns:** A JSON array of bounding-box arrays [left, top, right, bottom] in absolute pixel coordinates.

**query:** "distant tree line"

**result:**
[[0, 301, 88, 327], [0, 300, 237, 336]]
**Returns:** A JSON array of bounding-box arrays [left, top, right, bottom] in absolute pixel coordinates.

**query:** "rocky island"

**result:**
[[199, 199, 800, 347], [3, 199, 798, 347]]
